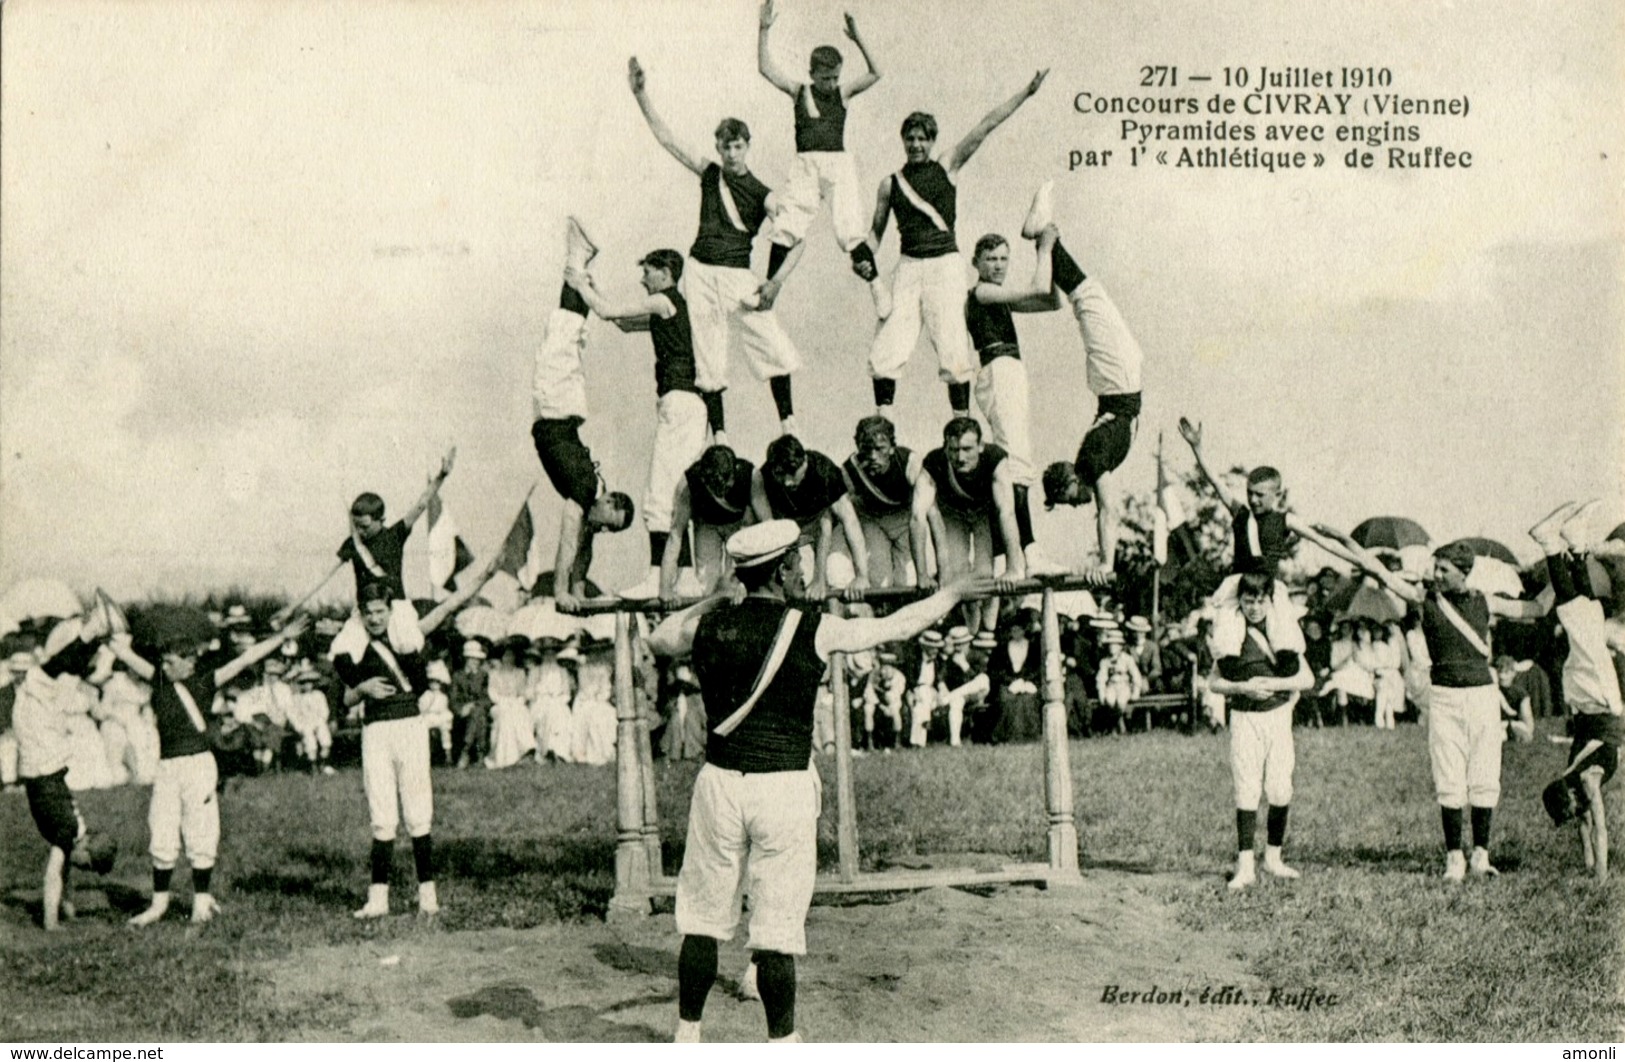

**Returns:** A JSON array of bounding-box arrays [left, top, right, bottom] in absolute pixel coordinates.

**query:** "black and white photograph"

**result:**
[[1, 0, 1621, 1046]]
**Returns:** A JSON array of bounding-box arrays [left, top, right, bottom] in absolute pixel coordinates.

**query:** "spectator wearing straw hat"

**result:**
[[1096, 629, 1144, 731], [647, 519, 991, 1043], [908, 629, 945, 746], [935, 626, 987, 746], [1125, 617, 1162, 695], [450, 640, 491, 769]]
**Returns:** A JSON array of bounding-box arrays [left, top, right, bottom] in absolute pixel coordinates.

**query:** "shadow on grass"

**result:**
[[445, 980, 665, 1042], [589, 940, 741, 996], [1, 881, 152, 926], [435, 835, 616, 881]]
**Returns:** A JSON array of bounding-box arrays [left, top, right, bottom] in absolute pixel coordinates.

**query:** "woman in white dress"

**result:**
[[1370, 622, 1407, 729], [571, 641, 618, 767], [484, 642, 537, 768], [526, 638, 576, 762], [1320, 620, 1376, 725], [62, 674, 116, 791]]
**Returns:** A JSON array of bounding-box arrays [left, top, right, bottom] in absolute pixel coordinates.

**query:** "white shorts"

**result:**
[[532, 306, 590, 422], [362, 716, 434, 841], [1426, 684, 1503, 808], [1070, 277, 1144, 397], [644, 391, 709, 533], [675, 763, 821, 956], [869, 253, 974, 385], [149, 751, 220, 869], [1556, 596, 1625, 715], [1229, 701, 1295, 809], [974, 356, 1034, 486], [857, 509, 913, 588], [682, 260, 802, 392], [769, 151, 868, 250]]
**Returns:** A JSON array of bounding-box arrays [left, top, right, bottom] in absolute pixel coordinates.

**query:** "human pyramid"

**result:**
[[6, 2, 1622, 1044]]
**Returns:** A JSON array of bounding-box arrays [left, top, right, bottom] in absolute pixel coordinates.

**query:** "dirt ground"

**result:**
[[264, 869, 1261, 1043]]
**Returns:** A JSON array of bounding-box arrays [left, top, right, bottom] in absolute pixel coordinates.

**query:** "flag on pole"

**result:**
[[494, 489, 540, 591], [1154, 432, 1194, 567], [426, 493, 475, 600]]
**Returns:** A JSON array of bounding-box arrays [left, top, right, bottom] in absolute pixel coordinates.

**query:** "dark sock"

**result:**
[[849, 243, 876, 275], [193, 866, 213, 894], [1441, 806, 1464, 852], [1470, 806, 1493, 849], [702, 391, 726, 434], [946, 381, 971, 414], [769, 375, 794, 420], [872, 378, 897, 407], [1546, 552, 1581, 605], [768, 242, 791, 278], [411, 834, 433, 883], [1236, 809, 1257, 851], [371, 839, 393, 885], [1266, 804, 1289, 848], [677, 531, 694, 569], [649, 531, 669, 568], [677, 935, 719, 1022], [559, 283, 589, 318], [1052, 239, 1088, 295], [753, 950, 797, 1040], [1569, 552, 1594, 601], [153, 866, 173, 893]]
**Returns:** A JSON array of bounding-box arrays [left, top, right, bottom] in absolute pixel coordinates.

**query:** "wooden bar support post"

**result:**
[[608, 612, 653, 917], [827, 603, 860, 882], [1040, 588, 1082, 882]]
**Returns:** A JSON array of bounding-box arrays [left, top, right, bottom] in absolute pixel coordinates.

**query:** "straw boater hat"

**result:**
[[726, 519, 801, 568], [1099, 629, 1126, 646], [946, 625, 972, 648], [971, 631, 998, 651], [1125, 616, 1151, 634], [222, 604, 252, 629], [919, 629, 945, 650], [1088, 614, 1120, 631], [426, 660, 452, 686], [462, 639, 488, 661]]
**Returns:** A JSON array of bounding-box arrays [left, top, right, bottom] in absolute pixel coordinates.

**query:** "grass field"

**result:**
[[2, 717, 1620, 1042]]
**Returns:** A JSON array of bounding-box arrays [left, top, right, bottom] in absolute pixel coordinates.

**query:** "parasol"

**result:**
[[453, 605, 509, 643], [1447, 537, 1520, 567], [1350, 516, 1430, 551]]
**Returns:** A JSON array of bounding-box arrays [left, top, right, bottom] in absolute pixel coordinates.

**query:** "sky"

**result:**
[[2, 0, 1621, 608]]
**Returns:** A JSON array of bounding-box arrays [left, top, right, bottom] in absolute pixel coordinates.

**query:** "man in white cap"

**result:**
[[1318, 525, 1546, 881], [648, 519, 990, 1042]]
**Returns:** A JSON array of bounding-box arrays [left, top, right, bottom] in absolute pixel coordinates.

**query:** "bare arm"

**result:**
[[1176, 417, 1240, 515], [216, 616, 311, 687], [660, 483, 694, 601], [568, 270, 675, 322], [646, 593, 732, 658], [756, 239, 806, 309], [1488, 595, 1548, 621], [811, 511, 834, 598], [992, 463, 1027, 580], [554, 500, 589, 611], [1284, 511, 1363, 568], [420, 553, 502, 635], [107, 636, 156, 682], [628, 58, 707, 176], [911, 470, 939, 589], [750, 470, 774, 524], [757, 0, 800, 95], [816, 573, 994, 656], [832, 495, 870, 594], [841, 13, 881, 98], [399, 446, 458, 530], [971, 227, 1058, 309], [946, 69, 1048, 174], [1313, 523, 1425, 606]]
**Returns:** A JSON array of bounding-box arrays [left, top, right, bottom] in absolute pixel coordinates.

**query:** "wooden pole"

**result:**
[[1040, 587, 1082, 881], [607, 612, 651, 917], [635, 642, 664, 881], [827, 603, 860, 882]]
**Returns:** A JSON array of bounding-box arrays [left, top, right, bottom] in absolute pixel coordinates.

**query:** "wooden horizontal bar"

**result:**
[[639, 863, 1072, 898], [565, 571, 1115, 616]]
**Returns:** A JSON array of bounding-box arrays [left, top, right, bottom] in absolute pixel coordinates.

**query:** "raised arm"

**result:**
[[399, 446, 457, 529], [1312, 523, 1425, 606], [1283, 512, 1364, 568], [567, 269, 674, 323], [841, 13, 881, 98], [272, 559, 346, 628], [946, 69, 1048, 175], [420, 553, 502, 635], [1176, 417, 1240, 515], [816, 572, 994, 656], [757, 0, 800, 96], [628, 57, 707, 177], [107, 635, 156, 682], [971, 226, 1059, 310], [216, 615, 311, 687]]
